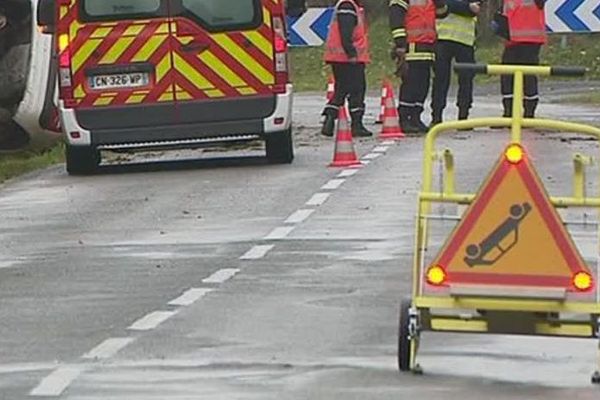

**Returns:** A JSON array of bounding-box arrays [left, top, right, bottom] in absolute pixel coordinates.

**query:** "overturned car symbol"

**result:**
[[464, 202, 532, 267]]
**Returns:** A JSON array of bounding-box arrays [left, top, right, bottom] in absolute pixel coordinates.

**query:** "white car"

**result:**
[[0, 0, 59, 151]]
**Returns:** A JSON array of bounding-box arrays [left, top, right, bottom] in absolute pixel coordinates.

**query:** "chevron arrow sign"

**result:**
[[287, 8, 334, 46], [546, 0, 600, 32]]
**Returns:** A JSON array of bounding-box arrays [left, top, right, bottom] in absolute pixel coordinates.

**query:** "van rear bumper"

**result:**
[[62, 84, 293, 147]]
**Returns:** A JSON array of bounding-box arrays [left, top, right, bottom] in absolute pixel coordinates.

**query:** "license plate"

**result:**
[[89, 73, 149, 90]]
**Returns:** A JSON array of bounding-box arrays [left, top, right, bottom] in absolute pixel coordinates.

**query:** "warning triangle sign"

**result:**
[[430, 145, 592, 291]]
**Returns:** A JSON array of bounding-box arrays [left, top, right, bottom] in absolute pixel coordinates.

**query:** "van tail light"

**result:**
[[272, 16, 289, 91], [57, 33, 75, 105]]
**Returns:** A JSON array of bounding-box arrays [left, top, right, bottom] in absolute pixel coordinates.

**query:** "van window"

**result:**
[[81, 0, 164, 21], [179, 0, 261, 31]]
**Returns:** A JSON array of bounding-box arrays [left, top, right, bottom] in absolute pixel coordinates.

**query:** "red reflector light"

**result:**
[[69, 131, 81, 139], [59, 50, 71, 68], [275, 36, 287, 53], [274, 117, 285, 125]]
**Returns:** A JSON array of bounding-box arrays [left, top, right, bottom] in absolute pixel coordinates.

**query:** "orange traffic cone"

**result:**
[[329, 106, 363, 168], [375, 79, 392, 124], [379, 86, 405, 140]]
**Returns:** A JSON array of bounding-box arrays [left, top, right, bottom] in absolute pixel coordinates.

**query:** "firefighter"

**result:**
[[322, 0, 373, 138], [390, 0, 448, 134], [431, 0, 480, 126], [496, 0, 547, 118]]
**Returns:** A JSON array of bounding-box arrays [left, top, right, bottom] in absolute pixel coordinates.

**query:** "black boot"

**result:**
[[400, 107, 419, 134], [350, 109, 372, 137], [321, 115, 335, 137], [320, 107, 338, 137], [524, 99, 538, 118], [492, 98, 512, 129], [430, 110, 443, 128], [412, 110, 429, 134]]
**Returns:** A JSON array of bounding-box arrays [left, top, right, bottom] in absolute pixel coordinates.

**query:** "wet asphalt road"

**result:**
[[1, 94, 600, 399]]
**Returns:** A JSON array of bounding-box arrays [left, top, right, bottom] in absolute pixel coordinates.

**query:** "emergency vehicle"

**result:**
[[38, 0, 294, 174], [0, 0, 59, 151]]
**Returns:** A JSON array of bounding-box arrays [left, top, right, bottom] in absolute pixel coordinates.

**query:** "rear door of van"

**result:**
[[167, 0, 285, 127], [59, 0, 176, 126]]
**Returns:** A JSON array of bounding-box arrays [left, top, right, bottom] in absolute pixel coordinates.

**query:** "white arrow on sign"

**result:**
[[292, 8, 328, 46], [546, 0, 571, 32], [575, 0, 600, 30]]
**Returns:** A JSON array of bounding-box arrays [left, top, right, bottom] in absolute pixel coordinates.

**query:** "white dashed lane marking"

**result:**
[[30, 366, 85, 397], [240, 245, 275, 260], [285, 209, 315, 224], [27, 140, 395, 397], [306, 193, 331, 206], [362, 153, 382, 160], [82, 337, 136, 360], [337, 169, 358, 178], [264, 226, 295, 240], [169, 288, 214, 306], [202, 268, 240, 284], [321, 179, 346, 190], [127, 311, 178, 331]]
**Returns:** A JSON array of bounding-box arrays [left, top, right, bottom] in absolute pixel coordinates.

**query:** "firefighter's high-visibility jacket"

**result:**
[[389, 0, 448, 61], [437, 0, 477, 47], [505, 0, 547, 45]]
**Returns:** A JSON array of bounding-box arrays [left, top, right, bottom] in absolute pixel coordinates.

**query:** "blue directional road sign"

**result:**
[[287, 8, 334, 47], [546, 0, 600, 32]]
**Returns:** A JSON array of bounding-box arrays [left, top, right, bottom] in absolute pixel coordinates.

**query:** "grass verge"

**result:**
[[561, 91, 600, 105], [0, 142, 64, 184]]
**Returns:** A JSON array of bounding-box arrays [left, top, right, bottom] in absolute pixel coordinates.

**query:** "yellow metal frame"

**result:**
[[405, 64, 600, 375]]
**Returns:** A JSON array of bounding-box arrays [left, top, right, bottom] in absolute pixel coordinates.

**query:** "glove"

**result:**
[[393, 47, 408, 78], [345, 46, 358, 62]]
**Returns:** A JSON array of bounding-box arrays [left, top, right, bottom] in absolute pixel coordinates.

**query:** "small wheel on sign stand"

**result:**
[[592, 371, 600, 385], [398, 298, 420, 373]]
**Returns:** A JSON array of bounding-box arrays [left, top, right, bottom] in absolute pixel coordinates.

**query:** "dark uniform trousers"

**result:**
[[501, 43, 542, 118], [399, 59, 432, 117], [323, 63, 367, 117], [431, 39, 475, 117]]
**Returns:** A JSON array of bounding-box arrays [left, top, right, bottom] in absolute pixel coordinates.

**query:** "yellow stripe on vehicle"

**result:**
[[175, 86, 193, 101], [71, 38, 102, 74], [69, 20, 83, 39], [159, 91, 175, 102], [205, 89, 225, 98], [93, 96, 114, 106], [74, 85, 85, 98], [156, 23, 170, 34], [213, 34, 274, 84], [198, 51, 246, 88], [59, 5, 69, 19], [155, 54, 171, 83], [99, 37, 136, 64], [263, 7, 272, 27], [126, 94, 146, 104], [237, 87, 258, 95], [124, 25, 145, 36], [132, 35, 166, 62], [173, 53, 214, 90], [243, 31, 273, 59], [90, 26, 113, 39]]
